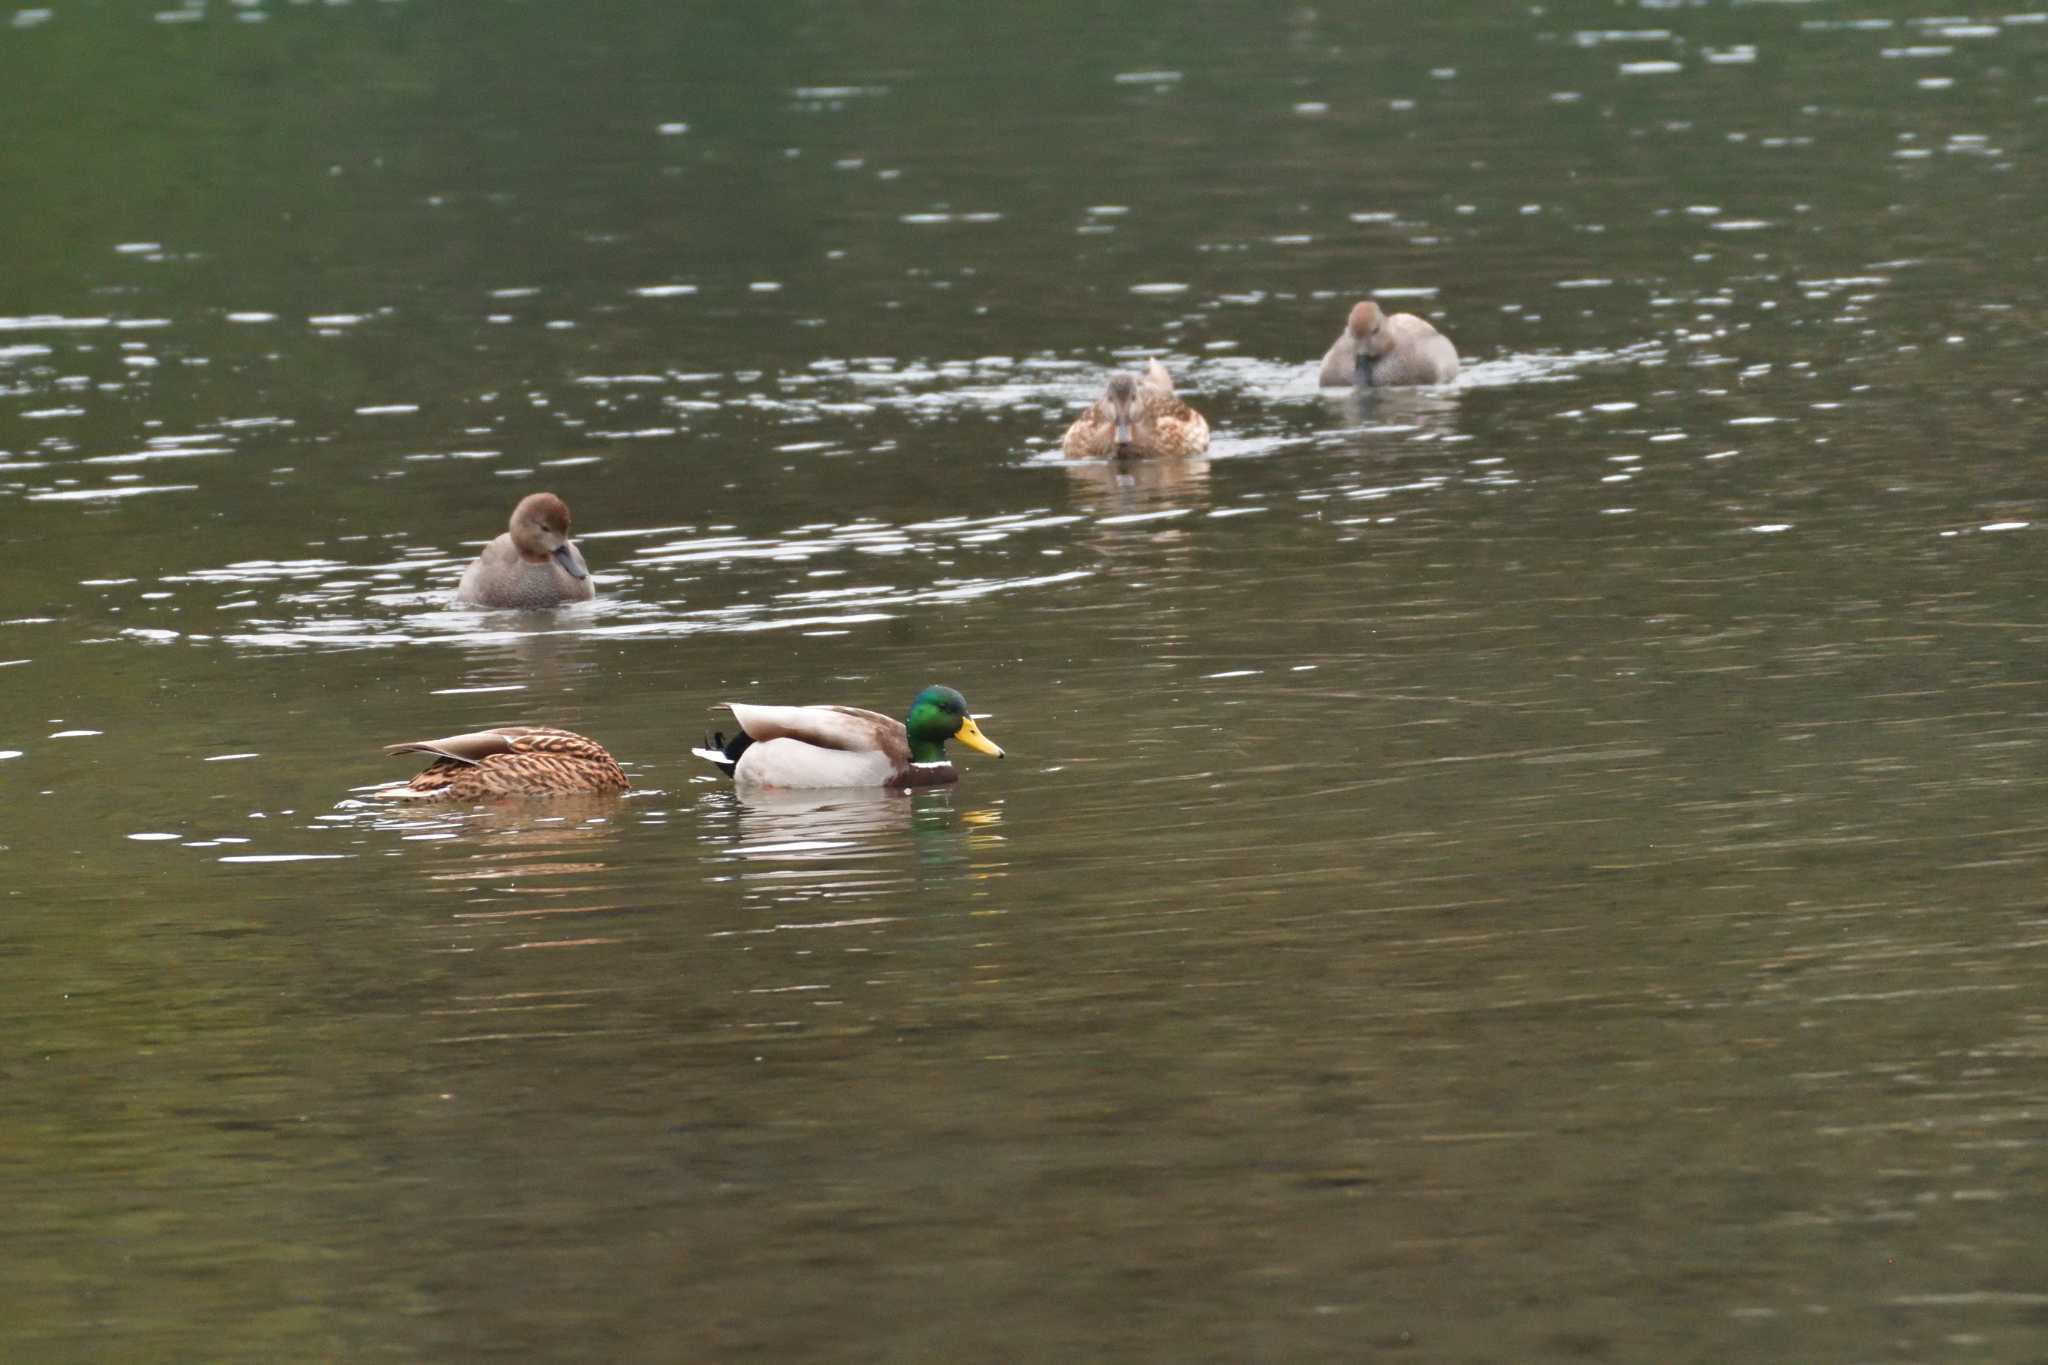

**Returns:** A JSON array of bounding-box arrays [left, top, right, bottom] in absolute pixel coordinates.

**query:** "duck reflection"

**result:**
[[345, 790, 623, 838], [732, 784, 917, 844], [430, 801, 625, 906], [703, 786, 1002, 907], [333, 794, 629, 951], [1061, 453, 1212, 580], [1061, 452, 1212, 518], [344, 792, 624, 892], [1320, 383, 1468, 446], [434, 613, 609, 690], [455, 795, 627, 845]]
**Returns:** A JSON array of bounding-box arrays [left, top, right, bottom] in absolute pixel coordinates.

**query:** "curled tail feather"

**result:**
[[691, 729, 751, 778]]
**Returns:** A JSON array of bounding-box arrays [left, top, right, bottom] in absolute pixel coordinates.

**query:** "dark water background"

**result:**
[[5, 2, 2047, 1359]]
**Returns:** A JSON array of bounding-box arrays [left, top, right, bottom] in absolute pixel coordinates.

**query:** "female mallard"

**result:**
[[380, 725, 629, 799], [1061, 362, 1210, 459], [1318, 300, 1460, 388], [456, 491, 595, 608], [692, 685, 1003, 788]]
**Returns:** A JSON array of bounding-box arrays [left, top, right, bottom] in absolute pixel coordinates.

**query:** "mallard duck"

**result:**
[[1318, 300, 1460, 388], [380, 726, 629, 799], [692, 685, 1003, 788], [1061, 363, 1210, 459], [456, 491, 595, 608]]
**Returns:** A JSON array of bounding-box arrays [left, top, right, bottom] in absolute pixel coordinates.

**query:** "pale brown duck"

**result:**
[[1061, 362, 1210, 459], [1318, 300, 1460, 388], [455, 492, 595, 608]]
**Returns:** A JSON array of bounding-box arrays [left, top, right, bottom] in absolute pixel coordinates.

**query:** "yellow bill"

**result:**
[[953, 715, 1004, 758]]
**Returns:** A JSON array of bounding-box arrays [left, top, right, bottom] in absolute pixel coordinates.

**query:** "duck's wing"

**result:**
[[383, 726, 543, 765], [1062, 404, 1113, 460], [1160, 407, 1210, 456], [1136, 388, 1211, 457], [1387, 311, 1443, 342], [1381, 313, 1460, 384], [1139, 386, 1196, 422], [383, 726, 608, 764], [1317, 329, 1358, 386], [720, 703, 909, 761]]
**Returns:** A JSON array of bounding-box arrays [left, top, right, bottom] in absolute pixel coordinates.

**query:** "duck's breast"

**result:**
[[456, 538, 595, 608]]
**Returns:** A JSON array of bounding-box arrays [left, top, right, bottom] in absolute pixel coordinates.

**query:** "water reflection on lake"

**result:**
[[5, 0, 2048, 1360]]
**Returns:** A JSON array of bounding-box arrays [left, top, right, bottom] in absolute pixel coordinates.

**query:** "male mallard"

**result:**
[[1318, 300, 1460, 388], [380, 725, 629, 799], [1061, 362, 1210, 459], [456, 491, 595, 608], [693, 685, 1003, 788]]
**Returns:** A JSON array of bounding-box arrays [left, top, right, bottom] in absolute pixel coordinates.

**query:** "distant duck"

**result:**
[[694, 685, 1003, 789], [1062, 362, 1211, 459], [456, 492, 595, 608], [1318, 300, 1460, 388], [380, 726, 629, 799]]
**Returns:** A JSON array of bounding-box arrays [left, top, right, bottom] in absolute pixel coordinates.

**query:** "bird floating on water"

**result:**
[[694, 684, 1003, 789], [380, 726, 629, 800], [1062, 361, 1210, 459], [456, 491, 595, 608], [1318, 300, 1460, 388]]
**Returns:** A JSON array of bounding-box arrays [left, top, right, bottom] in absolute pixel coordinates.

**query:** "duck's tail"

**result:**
[[690, 730, 750, 778]]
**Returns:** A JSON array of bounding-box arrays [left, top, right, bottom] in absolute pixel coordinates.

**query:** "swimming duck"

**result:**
[[455, 492, 595, 608], [380, 725, 629, 799], [1318, 300, 1460, 387], [693, 685, 1003, 788], [1062, 362, 1210, 459]]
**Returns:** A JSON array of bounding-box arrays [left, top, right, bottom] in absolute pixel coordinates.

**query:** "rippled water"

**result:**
[[6, 2, 2048, 1360]]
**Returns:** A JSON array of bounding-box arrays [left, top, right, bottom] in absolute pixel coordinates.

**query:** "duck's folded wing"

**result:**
[[1317, 331, 1357, 386], [1062, 411, 1110, 459], [383, 727, 534, 765], [721, 703, 904, 756], [1388, 312, 1444, 344]]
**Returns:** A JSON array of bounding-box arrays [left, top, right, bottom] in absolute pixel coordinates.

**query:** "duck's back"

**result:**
[[1137, 395, 1210, 457], [387, 725, 627, 799], [1371, 314, 1459, 386], [1133, 365, 1211, 457], [456, 535, 594, 608]]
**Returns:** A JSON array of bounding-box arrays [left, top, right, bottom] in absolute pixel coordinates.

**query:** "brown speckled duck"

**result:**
[[456, 492, 595, 608], [380, 726, 628, 799], [1318, 300, 1460, 388], [1061, 362, 1210, 459]]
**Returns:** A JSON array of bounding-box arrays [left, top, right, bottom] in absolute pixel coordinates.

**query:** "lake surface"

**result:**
[[6, 1, 2048, 1359]]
